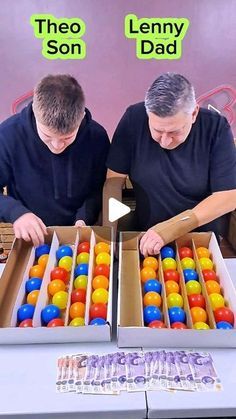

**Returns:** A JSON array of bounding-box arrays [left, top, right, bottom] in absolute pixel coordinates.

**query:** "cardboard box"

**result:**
[[118, 232, 236, 348], [0, 226, 113, 344]]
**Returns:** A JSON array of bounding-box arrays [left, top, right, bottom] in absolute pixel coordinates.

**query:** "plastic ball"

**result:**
[[216, 321, 233, 330], [56, 245, 73, 260], [163, 269, 179, 283], [47, 318, 64, 327], [168, 307, 186, 324], [193, 322, 210, 330], [19, 319, 33, 328], [143, 256, 158, 271], [144, 305, 162, 324], [144, 279, 162, 294], [95, 242, 110, 255], [50, 267, 69, 283], [178, 247, 193, 260], [96, 252, 111, 266], [92, 288, 109, 304], [209, 293, 225, 310], [76, 252, 89, 265], [160, 246, 175, 259], [162, 258, 177, 271], [183, 269, 198, 282], [35, 244, 50, 259], [25, 277, 42, 293], [140, 267, 156, 283], [188, 294, 206, 309], [167, 293, 183, 308], [202, 269, 218, 282], [52, 291, 68, 310], [27, 290, 39, 306], [41, 304, 60, 325], [214, 307, 234, 325], [165, 280, 179, 296], [199, 257, 213, 270], [90, 303, 107, 320], [58, 256, 73, 272], [171, 322, 187, 329], [74, 263, 88, 277], [29, 264, 44, 278], [191, 307, 207, 323], [143, 291, 162, 307], [196, 246, 210, 259], [17, 304, 35, 322], [94, 264, 110, 278], [48, 279, 66, 296], [38, 254, 49, 268], [71, 288, 86, 304], [185, 280, 201, 296], [77, 241, 90, 254], [89, 317, 106, 325], [92, 275, 109, 290], [148, 320, 166, 328], [205, 280, 221, 295], [69, 317, 85, 326], [181, 257, 195, 270], [70, 302, 85, 319], [74, 275, 88, 289]]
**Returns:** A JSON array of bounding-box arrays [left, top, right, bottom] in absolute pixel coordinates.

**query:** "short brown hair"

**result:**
[[33, 74, 85, 134]]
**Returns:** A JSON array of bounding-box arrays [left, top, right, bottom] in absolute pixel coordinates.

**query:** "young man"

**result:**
[[104, 73, 236, 256], [0, 74, 110, 246]]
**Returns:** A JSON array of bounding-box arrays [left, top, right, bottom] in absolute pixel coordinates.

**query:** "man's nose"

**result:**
[[51, 140, 65, 150], [160, 132, 172, 146]]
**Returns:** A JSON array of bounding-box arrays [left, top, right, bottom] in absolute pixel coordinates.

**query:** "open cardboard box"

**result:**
[[0, 226, 113, 344], [118, 232, 236, 348]]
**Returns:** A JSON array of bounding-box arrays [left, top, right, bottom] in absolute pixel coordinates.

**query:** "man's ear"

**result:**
[[192, 104, 200, 123]]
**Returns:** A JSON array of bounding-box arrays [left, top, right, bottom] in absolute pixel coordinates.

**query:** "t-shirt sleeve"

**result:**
[[210, 117, 236, 192], [106, 107, 133, 174]]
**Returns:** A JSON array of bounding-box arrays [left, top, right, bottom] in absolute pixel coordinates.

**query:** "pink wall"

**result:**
[[1, 0, 236, 137]]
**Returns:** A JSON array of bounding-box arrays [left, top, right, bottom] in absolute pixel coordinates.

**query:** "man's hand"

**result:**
[[139, 229, 164, 257], [75, 220, 86, 227], [13, 213, 47, 247]]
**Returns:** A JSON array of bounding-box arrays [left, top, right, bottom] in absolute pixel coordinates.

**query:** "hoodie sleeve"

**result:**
[[75, 129, 110, 225]]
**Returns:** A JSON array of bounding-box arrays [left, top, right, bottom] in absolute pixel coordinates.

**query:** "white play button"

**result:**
[[108, 198, 131, 222]]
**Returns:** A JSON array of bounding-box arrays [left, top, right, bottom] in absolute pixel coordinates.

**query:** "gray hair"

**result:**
[[33, 74, 85, 134], [145, 73, 196, 117]]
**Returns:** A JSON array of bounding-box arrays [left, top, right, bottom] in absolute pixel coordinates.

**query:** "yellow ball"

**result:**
[[185, 280, 201, 295], [74, 275, 88, 289], [76, 252, 89, 265], [199, 257, 213, 270], [96, 252, 110, 266], [27, 290, 39, 306], [143, 256, 158, 271], [181, 257, 195, 270], [59, 256, 73, 272], [52, 291, 68, 310], [95, 242, 110, 255], [167, 292, 183, 308], [193, 322, 210, 330], [92, 288, 109, 304], [209, 293, 225, 310], [162, 258, 177, 271], [69, 317, 85, 327]]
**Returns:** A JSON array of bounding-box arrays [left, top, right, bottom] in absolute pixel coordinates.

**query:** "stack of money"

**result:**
[[56, 350, 222, 395]]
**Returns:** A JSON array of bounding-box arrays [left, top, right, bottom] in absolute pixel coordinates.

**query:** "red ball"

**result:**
[[90, 303, 107, 320], [148, 320, 166, 328], [214, 307, 234, 325], [202, 269, 218, 282], [163, 269, 180, 283], [47, 318, 64, 327], [188, 294, 206, 309], [19, 319, 33, 327], [178, 247, 193, 260], [77, 241, 90, 254], [50, 267, 69, 283], [94, 264, 110, 278], [71, 288, 86, 304], [171, 322, 187, 329]]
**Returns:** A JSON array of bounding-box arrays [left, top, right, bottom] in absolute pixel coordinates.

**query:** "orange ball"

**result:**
[[165, 280, 179, 296], [38, 254, 49, 268], [48, 279, 66, 296], [191, 307, 207, 323], [143, 257, 158, 271], [27, 290, 39, 306], [143, 291, 162, 307], [92, 275, 109, 290], [29, 264, 44, 278], [196, 247, 210, 259], [205, 280, 221, 295], [95, 242, 110, 255], [69, 302, 85, 319], [140, 267, 156, 283]]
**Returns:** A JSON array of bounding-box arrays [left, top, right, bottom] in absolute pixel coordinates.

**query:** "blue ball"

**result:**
[[161, 246, 175, 259], [89, 317, 106, 325], [17, 304, 35, 322], [168, 307, 186, 324], [144, 305, 162, 325], [144, 279, 162, 295], [183, 269, 198, 282], [74, 263, 88, 277], [35, 244, 50, 259], [216, 321, 233, 330], [25, 277, 42, 293], [56, 245, 73, 260], [41, 304, 60, 325]]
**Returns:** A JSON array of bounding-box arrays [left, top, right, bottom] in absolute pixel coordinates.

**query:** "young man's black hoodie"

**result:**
[[0, 104, 110, 226]]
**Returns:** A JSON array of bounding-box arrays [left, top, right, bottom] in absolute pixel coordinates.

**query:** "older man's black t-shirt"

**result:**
[[107, 102, 236, 235]]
